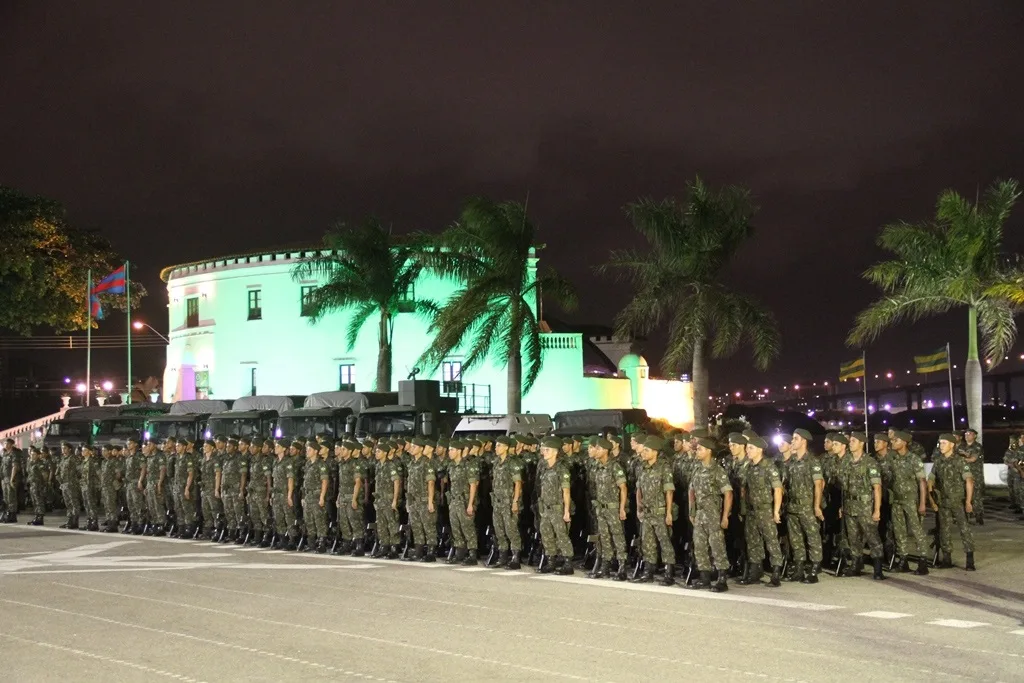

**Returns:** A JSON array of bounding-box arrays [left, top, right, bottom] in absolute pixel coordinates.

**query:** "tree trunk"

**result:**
[[965, 306, 982, 441], [507, 345, 523, 414], [691, 336, 708, 429], [376, 311, 392, 392]]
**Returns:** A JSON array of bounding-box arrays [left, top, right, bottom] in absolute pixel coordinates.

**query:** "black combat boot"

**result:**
[[153, 524, 165, 537], [271, 535, 283, 550], [710, 572, 729, 593], [350, 538, 365, 556], [235, 527, 248, 545], [87, 518, 99, 532], [768, 566, 782, 587], [461, 549, 478, 566], [29, 515, 44, 526], [586, 556, 601, 578], [59, 517, 73, 529], [896, 556, 910, 573], [554, 556, 574, 575], [506, 550, 521, 570], [495, 550, 509, 568], [316, 538, 327, 554], [738, 563, 763, 585], [661, 564, 675, 586], [537, 554, 556, 574], [384, 544, 398, 560], [914, 558, 929, 575], [259, 530, 272, 547], [614, 560, 628, 582], [686, 570, 713, 590], [421, 545, 436, 563], [965, 552, 976, 571], [285, 536, 298, 551], [841, 557, 863, 577], [120, 520, 133, 534], [787, 561, 805, 583], [590, 560, 608, 579], [447, 547, 464, 565], [937, 552, 953, 569], [801, 562, 820, 584], [402, 544, 420, 561], [332, 539, 348, 555], [631, 564, 655, 583], [872, 558, 886, 580]]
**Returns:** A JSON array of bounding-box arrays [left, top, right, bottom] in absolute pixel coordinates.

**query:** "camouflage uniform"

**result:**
[[219, 450, 247, 532], [163, 447, 177, 517], [490, 454, 523, 553], [742, 457, 784, 568], [1, 447, 19, 517], [637, 457, 675, 565], [537, 458, 574, 559], [336, 452, 365, 545], [99, 451, 121, 528], [246, 447, 272, 539], [200, 453, 222, 535], [374, 457, 403, 548], [123, 447, 147, 528], [271, 453, 298, 541], [446, 457, 480, 553], [957, 441, 984, 521], [79, 451, 102, 525], [883, 451, 929, 559], [144, 451, 166, 526], [57, 448, 82, 525], [301, 456, 329, 541], [405, 456, 437, 551], [591, 457, 627, 561], [929, 455, 975, 555], [839, 455, 883, 561], [27, 451, 48, 518], [175, 449, 198, 527], [1004, 445, 1023, 509], [689, 460, 732, 572], [782, 453, 823, 565]]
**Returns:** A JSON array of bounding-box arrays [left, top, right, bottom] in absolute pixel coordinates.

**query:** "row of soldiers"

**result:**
[[0, 427, 989, 590]]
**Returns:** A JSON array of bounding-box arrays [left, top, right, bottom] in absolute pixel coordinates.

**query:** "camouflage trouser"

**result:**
[[247, 487, 270, 533], [407, 497, 437, 548], [538, 504, 573, 558], [272, 490, 296, 537], [1009, 469, 1023, 507], [691, 507, 728, 571], [969, 462, 984, 518], [127, 484, 147, 525], [446, 496, 474, 550], [639, 509, 675, 565], [937, 499, 974, 553], [145, 485, 164, 523], [29, 481, 46, 515], [165, 486, 175, 520], [303, 496, 328, 538], [336, 490, 363, 540], [844, 502, 883, 560], [490, 494, 520, 551], [890, 497, 928, 558], [221, 489, 244, 529], [744, 506, 783, 566], [177, 483, 197, 525], [201, 486, 223, 532], [593, 503, 626, 560], [375, 501, 400, 546], [81, 482, 100, 520], [61, 483, 81, 519], [2, 478, 18, 513], [101, 483, 119, 523], [786, 506, 822, 563]]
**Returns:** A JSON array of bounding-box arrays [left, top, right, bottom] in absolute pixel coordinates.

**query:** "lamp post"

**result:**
[[132, 320, 170, 343]]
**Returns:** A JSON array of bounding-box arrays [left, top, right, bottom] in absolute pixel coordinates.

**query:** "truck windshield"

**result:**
[[205, 418, 262, 439], [358, 413, 415, 436], [95, 418, 146, 436], [147, 421, 198, 441], [47, 421, 92, 437], [277, 417, 339, 440]]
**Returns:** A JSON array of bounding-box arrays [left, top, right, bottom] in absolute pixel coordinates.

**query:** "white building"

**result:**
[[159, 247, 694, 427]]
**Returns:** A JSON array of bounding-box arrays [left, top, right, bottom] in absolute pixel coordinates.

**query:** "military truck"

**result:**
[[92, 403, 172, 447], [275, 391, 397, 441], [204, 395, 296, 440], [41, 406, 122, 449], [145, 399, 231, 443], [552, 408, 652, 438], [451, 413, 553, 439], [353, 380, 459, 438]]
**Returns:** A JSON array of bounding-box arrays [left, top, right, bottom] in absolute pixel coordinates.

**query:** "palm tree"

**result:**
[[597, 177, 781, 427], [848, 179, 1022, 440], [292, 218, 431, 391], [417, 197, 577, 413]]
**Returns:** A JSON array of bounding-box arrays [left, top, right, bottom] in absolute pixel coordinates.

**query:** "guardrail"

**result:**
[[0, 410, 65, 449], [539, 333, 581, 350]]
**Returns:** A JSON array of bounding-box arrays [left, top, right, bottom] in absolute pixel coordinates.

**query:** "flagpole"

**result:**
[[126, 261, 132, 404], [862, 350, 869, 444], [86, 269, 92, 406], [946, 341, 956, 430]]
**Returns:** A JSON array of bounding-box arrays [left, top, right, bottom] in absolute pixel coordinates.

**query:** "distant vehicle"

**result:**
[[204, 395, 296, 440], [92, 404, 172, 447], [451, 413, 552, 439], [552, 409, 652, 437], [42, 405, 166, 449], [353, 380, 458, 438], [145, 399, 231, 442]]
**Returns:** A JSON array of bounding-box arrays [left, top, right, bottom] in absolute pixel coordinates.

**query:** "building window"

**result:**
[[339, 364, 355, 391], [397, 281, 416, 313], [186, 297, 199, 328], [300, 286, 316, 317], [442, 360, 462, 393], [247, 290, 262, 320], [249, 367, 257, 397]]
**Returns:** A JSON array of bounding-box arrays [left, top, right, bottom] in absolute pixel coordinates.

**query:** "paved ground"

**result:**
[[2, 500, 1022, 683]]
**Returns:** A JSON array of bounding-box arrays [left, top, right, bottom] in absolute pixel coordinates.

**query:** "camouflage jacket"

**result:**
[[271, 455, 296, 493], [219, 452, 248, 488], [446, 458, 479, 503], [957, 442, 983, 470], [637, 458, 674, 514], [337, 458, 364, 496], [929, 455, 972, 502], [839, 455, 881, 512], [27, 456, 48, 486], [123, 450, 145, 485], [57, 452, 81, 486], [591, 458, 626, 509], [884, 451, 925, 503], [689, 460, 732, 515], [490, 455, 523, 501], [144, 454, 165, 487], [79, 455, 101, 489], [374, 458, 402, 505], [201, 455, 220, 491], [782, 454, 822, 512], [538, 459, 571, 509], [100, 457, 121, 489], [247, 453, 272, 491], [743, 457, 781, 511], [301, 458, 329, 498], [405, 457, 436, 502]]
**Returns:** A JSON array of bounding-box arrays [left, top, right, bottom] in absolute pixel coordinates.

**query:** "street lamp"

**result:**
[[133, 320, 170, 343]]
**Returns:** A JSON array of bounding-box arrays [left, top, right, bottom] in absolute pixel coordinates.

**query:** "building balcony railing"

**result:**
[[539, 332, 581, 350]]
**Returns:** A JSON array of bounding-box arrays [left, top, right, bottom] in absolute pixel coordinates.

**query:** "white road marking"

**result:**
[[1010, 629, 1024, 636], [533, 574, 844, 611], [453, 567, 491, 572], [857, 611, 913, 619], [926, 619, 990, 629]]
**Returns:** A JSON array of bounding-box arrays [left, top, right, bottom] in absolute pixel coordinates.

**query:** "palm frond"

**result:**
[[975, 298, 1019, 368], [344, 301, 377, 351], [847, 294, 956, 347]]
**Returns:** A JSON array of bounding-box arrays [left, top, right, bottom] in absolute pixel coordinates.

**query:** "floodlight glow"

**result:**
[[101, 381, 113, 392], [75, 383, 87, 393]]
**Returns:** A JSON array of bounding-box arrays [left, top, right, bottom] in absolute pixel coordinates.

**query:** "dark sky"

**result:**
[[3, 2, 1024, 395]]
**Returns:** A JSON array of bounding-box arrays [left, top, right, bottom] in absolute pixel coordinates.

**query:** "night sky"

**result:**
[[3, 3, 1024, 395]]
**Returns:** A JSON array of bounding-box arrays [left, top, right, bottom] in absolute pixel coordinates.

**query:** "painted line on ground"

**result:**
[[1009, 629, 1024, 636], [453, 567, 491, 572], [926, 619, 990, 629], [857, 611, 913, 619]]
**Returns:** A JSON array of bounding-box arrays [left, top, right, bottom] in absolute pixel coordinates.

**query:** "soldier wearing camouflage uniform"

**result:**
[[77, 444, 102, 531], [199, 440, 222, 540], [271, 440, 299, 550], [634, 436, 676, 585], [1, 439, 21, 522], [332, 440, 365, 556], [783, 429, 824, 583], [489, 436, 524, 569], [25, 447, 47, 525], [739, 435, 784, 587], [142, 440, 167, 535], [884, 431, 929, 575], [535, 437, 574, 575], [928, 434, 976, 570], [123, 437, 147, 534], [687, 437, 733, 592], [373, 441, 403, 559], [300, 440, 330, 552], [587, 436, 628, 580], [174, 439, 199, 537], [957, 429, 984, 525], [1004, 435, 1023, 514], [99, 445, 122, 532], [246, 438, 272, 546], [724, 433, 748, 577], [403, 437, 437, 561], [217, 438, 247, 542], [835, 434, 885, 579], [57, 443, 82, 529], [444, 441, 480, 565]]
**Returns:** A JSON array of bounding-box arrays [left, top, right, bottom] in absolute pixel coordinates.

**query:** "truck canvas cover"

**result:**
[[169, 399, 229, 415], [303, 391, 370, 413], [228, 395, 294, 413], [553, 409, 649, 434]]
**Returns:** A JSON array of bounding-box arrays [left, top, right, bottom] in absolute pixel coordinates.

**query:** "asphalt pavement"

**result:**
[[1, 499, 1022, 683]]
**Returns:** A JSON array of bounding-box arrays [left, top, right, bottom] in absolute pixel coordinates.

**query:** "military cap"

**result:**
[[591, 436, 613, 451], [251, 437, 264, 447], [608, 434, 622, 446], [374, 441, 389, 451], [320, 437, 335, 450], [435, 438, 449, 448], [747, 435, 768, 450], [630, 431, 648, 442], [541, 436, 564, 450], [848, 432, 865, 444], [963, 428, 978, 435], [872, 433, 889, 444], [831, 433, 849, 446], [411, 437, 428, 447], [514, 434, 530, 444], [671, 430, 690, 442], [825, 432, 839, 441], [793, 428, 812, 442], [742, 429, 759, 441], [643, 435, 666, 451], [727, 432, 746, 445], [938, 433, 958, 444], [695, 437, 717, 452], [522, 435, 539, 446], [891, 430, 912, 443], [496, 435, 515, 447], [690, 428, 711, 438], [203, 439, 217, 448], [394, 437, 406, 446], [341, 440, 359, 451], [125, 435, 140, 444], [238, 436, 251, 446], [214, 434, 227, 442]]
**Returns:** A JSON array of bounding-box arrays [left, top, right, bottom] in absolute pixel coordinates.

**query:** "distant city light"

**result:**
[[885, 372, 892, 379], [132, 320, 144, 330], [794, 384, 800, 390], [823, 381, 829, 386], [101, 380, 113, 392], [942, 401, 949, 408], [763, 388, 769, 394], [883, 403, 891, 411], [63, 377, 71, 384], [734, 391, 741, 398], [75, 382, 87, 393]]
